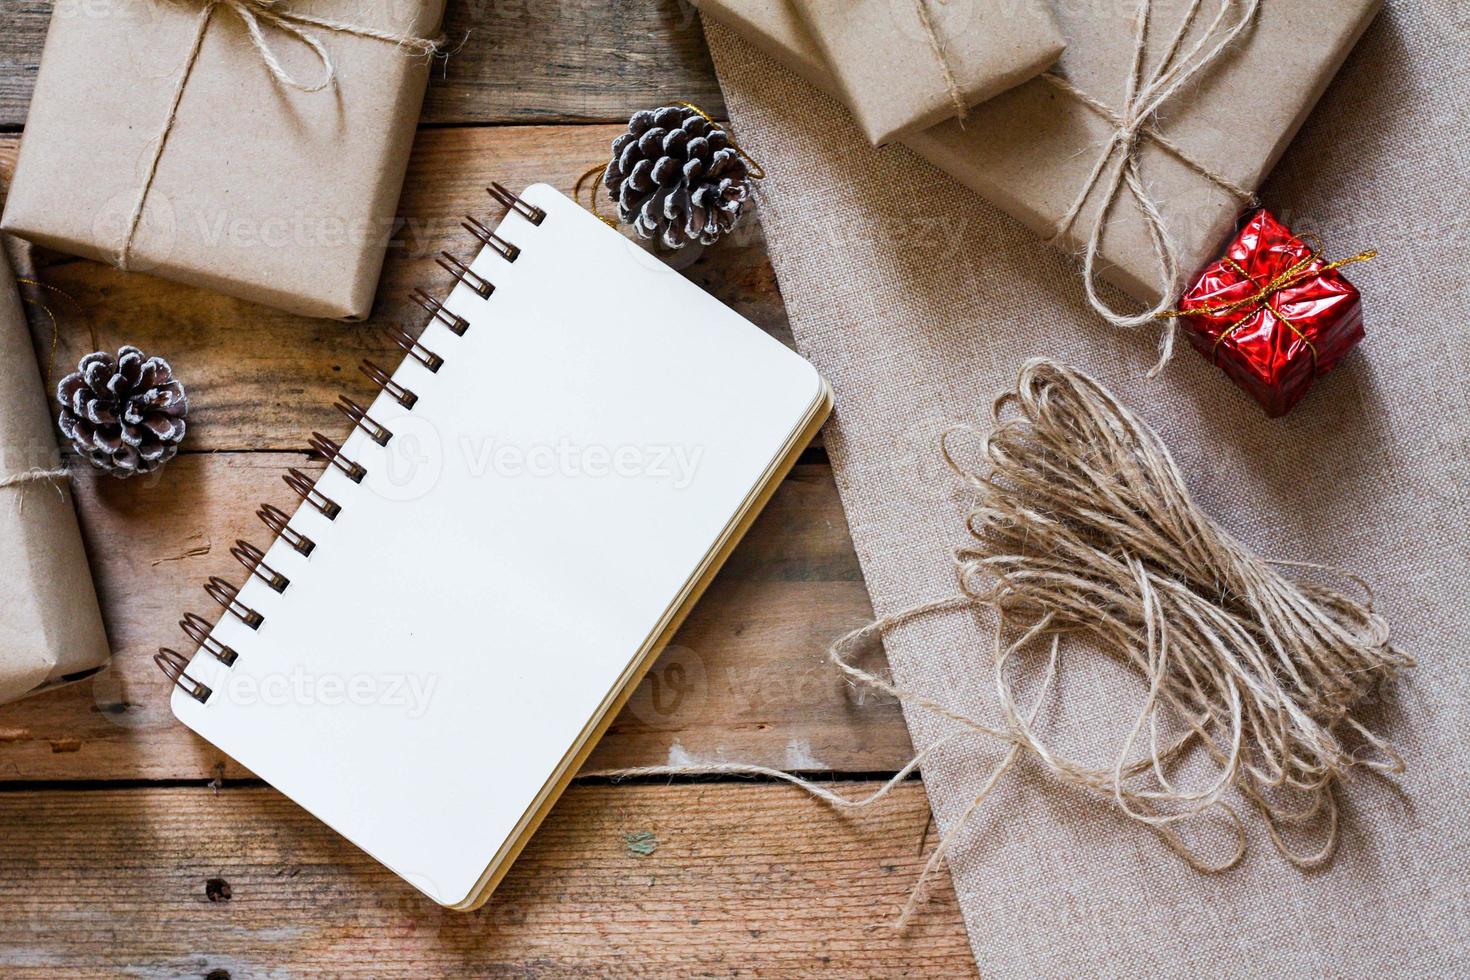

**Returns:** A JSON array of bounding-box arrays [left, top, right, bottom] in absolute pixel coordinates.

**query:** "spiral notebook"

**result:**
[[157, 183, 831, 909]]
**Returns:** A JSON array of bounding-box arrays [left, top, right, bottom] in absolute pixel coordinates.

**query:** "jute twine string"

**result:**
[[1039, 0, 1263, 369], [116, 0, 443, 270], [0, 467, 69, 514], [0, 468, 69, 491], [5, 277, 78, 510], [914, 0, 969, 124], [592, 359, 1409, 928]]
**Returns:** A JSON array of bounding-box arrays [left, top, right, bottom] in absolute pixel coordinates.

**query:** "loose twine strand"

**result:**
[[116, 0, 443, 270], [914, 0, 969, 125], [592, 359, 1409, 928], [16, 277, 97, 389], [1040, 0, 1264, 371]]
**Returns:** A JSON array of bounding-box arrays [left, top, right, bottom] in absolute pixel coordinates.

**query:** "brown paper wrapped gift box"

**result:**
[[790, 0, 1063, 146], [0, 243, 110, 706], [0, 0, 445, 320], [692, 0, 1381, 308]]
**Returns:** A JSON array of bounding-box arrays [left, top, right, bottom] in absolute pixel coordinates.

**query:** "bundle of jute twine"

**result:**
[[594, 359, 1409, 927]]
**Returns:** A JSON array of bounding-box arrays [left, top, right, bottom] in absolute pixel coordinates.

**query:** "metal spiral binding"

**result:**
[[334, 396, 394, 446], [258, 503, 316, 555], [155, 649, 211, 703], [283, 468, 341, 519], [155, 182, 550, 704], [488, 182, 545, 225], [388, 326, 444, 372], [204, 576, 265, 629], [230, 540, 290, 593], [361, 359, 418, 408], [436, 252, 494, 299], [410, 288, 469, 336], [308, 432, 367, 483], [180, 612, 238, 666], [463, 215, 520, 262]]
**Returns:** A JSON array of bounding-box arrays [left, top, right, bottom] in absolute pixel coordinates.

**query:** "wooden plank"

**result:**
[[0, 782, 972, 978], [0, 1, 722, 129], [0, 125, 791, 453], [0, 456, 910, 782]]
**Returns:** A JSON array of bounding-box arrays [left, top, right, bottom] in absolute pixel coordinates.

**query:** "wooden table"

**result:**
[[0, 4, 977, 975]]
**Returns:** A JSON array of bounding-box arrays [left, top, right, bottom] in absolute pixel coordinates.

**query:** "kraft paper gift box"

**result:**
[[692, 0, 1382, 309], [790, 0, 1064, 146], [0, 0, 445, 320], [0, 241, 110, 706]]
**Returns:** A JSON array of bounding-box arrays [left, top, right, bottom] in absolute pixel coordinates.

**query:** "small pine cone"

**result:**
[[603, 105, 752, 249], [57, 346, 187, 478]]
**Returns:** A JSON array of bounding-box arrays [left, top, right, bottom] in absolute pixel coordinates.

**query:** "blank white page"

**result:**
[[171, 185, 827, 907]]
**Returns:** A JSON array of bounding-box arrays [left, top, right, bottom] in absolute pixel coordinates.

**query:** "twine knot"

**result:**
[[115, 0, 443, 269], [1044, 0, 1265, 369]]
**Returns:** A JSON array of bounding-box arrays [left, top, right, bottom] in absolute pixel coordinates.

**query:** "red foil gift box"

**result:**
[[1175, 210, 1373, 418]]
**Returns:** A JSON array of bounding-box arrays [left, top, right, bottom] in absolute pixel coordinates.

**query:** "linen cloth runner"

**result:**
[[702, 4, 1470, 975]]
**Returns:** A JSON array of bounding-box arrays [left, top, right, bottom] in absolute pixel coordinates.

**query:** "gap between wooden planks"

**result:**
[[0, 781, 975, 977]]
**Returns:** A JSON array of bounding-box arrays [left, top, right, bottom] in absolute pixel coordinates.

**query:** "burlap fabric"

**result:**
[[703, 5, 1470, 975]]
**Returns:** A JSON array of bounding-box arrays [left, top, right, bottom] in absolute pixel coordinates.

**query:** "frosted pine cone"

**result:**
[[603, 105, 752, 249], [57, 346, 187, 477]]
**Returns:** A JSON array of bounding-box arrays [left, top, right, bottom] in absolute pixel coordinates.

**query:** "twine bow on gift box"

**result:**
[[1041, 0, 1268, 368], [115, 0, 443, 270]]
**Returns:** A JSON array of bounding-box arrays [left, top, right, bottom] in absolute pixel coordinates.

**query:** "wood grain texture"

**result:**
[[0, 13, 978, 974], [0, 0, 722, 129], [0, 782, 974, 978], [0, 456, 910, 782], [0, 125, 789, 453]]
